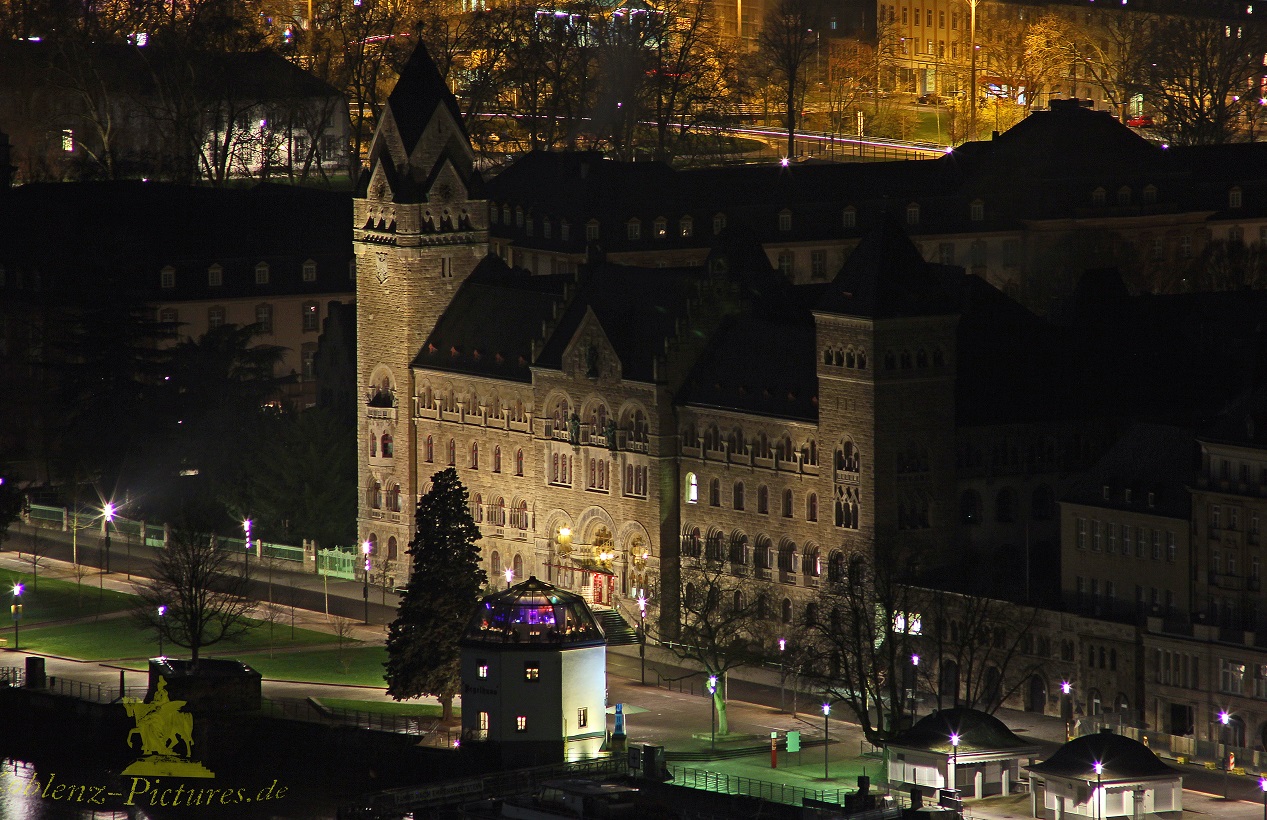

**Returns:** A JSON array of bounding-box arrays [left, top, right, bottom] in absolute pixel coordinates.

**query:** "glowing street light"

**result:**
[[1220, 710, 1232, 799], [362, 540, 372, 625], [243, 518, 252, 578], [1061, 681, 1073, 740], [707, 675, 718, 752], [950, 732, 960, 790], [778, 638, 787, 712], [910, 653, 921, 720], [102, 502, 115, 574], [504, 568, 514, 587], [11, 582, 23, 650], [1258, 776, 1266, 820], [823, 702, 832, 779], [1093, 761, 1104, 820], [157, 605, 166, 657], [638, 594, 648, 685]]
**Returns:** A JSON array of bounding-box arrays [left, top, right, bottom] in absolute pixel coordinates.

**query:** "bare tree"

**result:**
[[980, 11, 1073, 112], [1068, 11, 1154, 121], [329, 614, 358, 675], [132, 526, 257, 666], [758, 0, 820, 158]]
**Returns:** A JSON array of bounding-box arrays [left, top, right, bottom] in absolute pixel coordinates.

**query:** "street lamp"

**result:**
[[243, 518, 252, 578], [638, 594, 647, 685], [966, 0, 981, 140], [706, 675, 718, 753], [950, 732, 960, 791], [1220, 710, 1231, 799], [1061, 681, 1073, 740], [11, 582, 23, 650], [102, 502, 115, 574], [157, 605, 166, 657], [362, 540, 372, 625], [1093, 761, 1103, 820], [504, 568, 514, 588], [778, 637, 787, 712], [1258, 776, 1266, 820], [823, 702, 831, 779], [910, 653, 921, 721]]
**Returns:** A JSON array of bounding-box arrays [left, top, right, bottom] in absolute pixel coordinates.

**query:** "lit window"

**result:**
[[578, 707, 588, 728], [255, 303, 273, 333], [479, 711, 489, 731], [302, 301, 319, 332], [208, 306, 226, 329], [680, 216, 693, 237], [524, 662, 539, 681], [160, 266, 175, 289], [686, 472, 698, 504], [654, 217, 667, 237], [61, 129, 74, 152], [515, 715, 527, 732], [478, 661, 488, 678]]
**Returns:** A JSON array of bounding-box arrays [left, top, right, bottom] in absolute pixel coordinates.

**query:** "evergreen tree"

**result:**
[[384, 468, 486, 719]]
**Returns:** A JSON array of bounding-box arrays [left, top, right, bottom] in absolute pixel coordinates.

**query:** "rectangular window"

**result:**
[[515, 715, 527, 732], [1091, 520, 1102, 551], [627, 221, 641, 240], [302, 302, 319, 332], [479, 711, 489, 732], [160, 268, 175, 289], [441, 257, 453, 278], [255, 304, 273, 334], [1151, 530, 1160, 560], [586, 222, 599, 242], [1122, 524, 1132, 555], [938, 242, 955, 265], [1221, 659, 1247, 694], [478, 661, 488, 678], [303, 260, 317, 282], [208, 265, 223, 287], [62, 129, 74, 152], [811, 250, 826, 279], [524, 662, 540, 681], [208, 307, 226, 329], [1076, 518, 1087, 549], [1166, 531, 1176, 562], [577, 707, 588, 729]]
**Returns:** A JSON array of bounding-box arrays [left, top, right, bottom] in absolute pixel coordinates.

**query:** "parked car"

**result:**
[[1126, 114, 1154, 128], [917, 93, 943, 105]]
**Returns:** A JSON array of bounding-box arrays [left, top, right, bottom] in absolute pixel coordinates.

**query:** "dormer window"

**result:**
[[525, 215, 534, 237], [680, 216, 694, 237], [654, 217, 667, 238], [627, 219, 641, 241], [561, 220, 571, 241], [970, 199, 984, 222], [905, 203, 920, 226], [302, 259, 317, 282], [1092, 187, 1106, 205], [502, 205, 510, 224], [842, 206, 856, 228], [1102, 485, 1110, 500], [713, 213, 727, 235], [255, 262, 270, 285], [778, 209, 792, 232], [160, 266, 175, 289], [543, 219, 552, 239], [208, 264, 223, 287], [1230, 186, 1243, 208], [586, 220, 600, 242], [1117, 186, 1131, 206], [490, 204, 499, 225], [515, 207, 524, 228], [1143, 185, 1157, 205]]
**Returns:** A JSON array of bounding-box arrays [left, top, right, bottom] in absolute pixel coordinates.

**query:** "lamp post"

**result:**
[[157, 605, 166, 657], [1220, 710, 1231, 799], [967, 0, 980, 140], [910, 653, 921, 721], [1259, 776, 1266, 820], [11, 582, 23, 650], [243, 518, 252, 578], [707, 675, 718, 753], [1061, 681, 1073, 740], [505, 568, 514, 589], [823, 702, 831, 779], [950, 732, 960, 791], [638, 594, 647, 685], [362, 539, 372, 625], [102, 502, 114, 574], [779, 638, 787, 712], [1093, 761, 1103, 820]]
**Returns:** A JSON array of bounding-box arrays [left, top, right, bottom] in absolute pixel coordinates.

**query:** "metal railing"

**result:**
[[261, 698, 435, 737], [0, 666, 24, 687], [669, 765, 852, 806]]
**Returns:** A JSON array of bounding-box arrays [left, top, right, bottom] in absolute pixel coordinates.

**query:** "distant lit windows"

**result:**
[[160, 266, 175, 289], [516, 715, 527, 732], [577, 707, 588, 728], [680, 216, 693, 237], [302, 301, 319, 332], [686, 472, 698, 504], [61, 129, 74, 152], [654, 217, 667, 237], [255, 262, 270, 284], [302, 259, 317, 282], [479, 711, 489, 732], [208, 306, 226, 329], [524, 662, 540, 681], [255, 303, 273, 333]]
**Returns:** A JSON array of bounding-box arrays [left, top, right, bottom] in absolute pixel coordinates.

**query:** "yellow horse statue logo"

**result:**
[[122, 677, 213, 778]]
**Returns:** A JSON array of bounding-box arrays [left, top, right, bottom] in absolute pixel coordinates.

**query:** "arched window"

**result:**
[[834, 486, 859, 529], [684, 527, 701, 558], [387, 483, 401, 512], [709, 479, 721, 507], [513, 553, 523, 579], [728, 428, 745, 455], [781, 598, 793, 623], [515, 449, 524, 476], [729, 532, 749, 565], [805, 602, 819, 626], [754, 537, 772, 569], [491, 551, 502, 576], [381, 433, 394, 458], [828, 550, 846, 582], [836, 441, 861, 475], [807, 493, 818, 522], [387, 537, 398, 562], [778, 541, 797, 573], [705, 529, 724, 561], [733, 481, 745, 511], [471, 443, 479, 470], [512, 500, 529, 530], [757, 485, 769, 514], [425, 435, 434, 462], [493, 446, 502, 473], [493, 497, 506, 526], [369, 436, 377, 458], [447, 439, 456, 466], [371, 481, 383, 509], [472, 493, 483, 523], [782, 489, 794, 518], [803, 545, 821, 577], [686, 472, 699, 504]]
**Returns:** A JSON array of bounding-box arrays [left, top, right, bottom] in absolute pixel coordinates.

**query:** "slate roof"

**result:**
[[888, 708, 1038, 755], [414, 257, 569, 383], [1063, 424, 1196, 519], [1028, 731, 1178, 782], [814, 214, 958, 319], [387, 44, 468, 151]]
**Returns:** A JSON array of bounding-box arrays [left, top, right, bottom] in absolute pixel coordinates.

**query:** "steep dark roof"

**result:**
[[1028, 731, 1178, 782], [815, 215, 957, 318], [678, 316, 818, 422], [1064, 424, 1195, 519], [414, 257, 568, 382], [888, 708, 1037, 755], [387, 43, 468, 151]]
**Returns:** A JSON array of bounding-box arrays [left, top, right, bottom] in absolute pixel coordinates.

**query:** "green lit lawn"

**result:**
[[246, 645, 388, 687], [316, 697, 454, 717], [0, 567, 136, 625], [18, 614, 342, 661]]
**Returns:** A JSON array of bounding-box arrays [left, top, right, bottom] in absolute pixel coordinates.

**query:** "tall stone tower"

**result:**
[[812, 217, 959, 570], [355, 45, 488, 567]]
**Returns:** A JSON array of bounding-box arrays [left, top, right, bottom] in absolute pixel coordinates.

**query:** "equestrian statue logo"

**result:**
[[122, 677, 214, 778]]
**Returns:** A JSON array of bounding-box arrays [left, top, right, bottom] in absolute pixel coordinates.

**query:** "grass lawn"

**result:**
[[0, 567, 136, 625], [246, 645, 388, 687], [18, 613, 342, 661], [316, 697, 455, 718]]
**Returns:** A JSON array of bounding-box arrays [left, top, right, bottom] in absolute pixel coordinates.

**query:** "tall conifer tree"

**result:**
[[384, 468, 486, 719]]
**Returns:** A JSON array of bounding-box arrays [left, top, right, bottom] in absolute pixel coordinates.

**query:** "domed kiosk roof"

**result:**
[[889, 708, 1039, 755], [1028, 730, 1177, 782], [462, 576, 605, 648]]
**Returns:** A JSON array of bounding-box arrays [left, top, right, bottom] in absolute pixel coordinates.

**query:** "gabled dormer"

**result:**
[[563, 308, 622, 384]]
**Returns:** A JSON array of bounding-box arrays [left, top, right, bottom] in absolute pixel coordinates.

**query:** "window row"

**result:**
[[424, 437, 526, 476], [1089, 184, 1159, 207], [680, 530, 823, 577], [1074, 518, 1175, 561], [472, 496, 531, 530], [881, 347, 946, 371], [419, 385, 529, 421], [362, 533, 400, 563], [684, 473, 819, 521], [545, 398, 649, 444], [684, 427, 818, 465], [366, 480, 403, 512], [159, 260, 319, 289], [822, 346, 868, 369], [159, 302, 310, 335]]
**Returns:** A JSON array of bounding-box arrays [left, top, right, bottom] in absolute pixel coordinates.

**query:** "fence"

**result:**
[[0, 666, 24, 687], [318, 547, 357, 580], [669, 765, 855, 806], [41, 676, 149, 704], [261, 698, 434, 738]]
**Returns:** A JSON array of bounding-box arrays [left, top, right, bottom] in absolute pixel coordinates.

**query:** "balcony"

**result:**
[[779, 570, 797, 585], [1209, 571, 1247, 591], [754, 567, 771, 580], [366, 406, 396, 421]]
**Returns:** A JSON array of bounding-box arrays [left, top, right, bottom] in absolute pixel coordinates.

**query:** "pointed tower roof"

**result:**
[[386, 43, 468, 152], [815, 214, 955, 319]]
